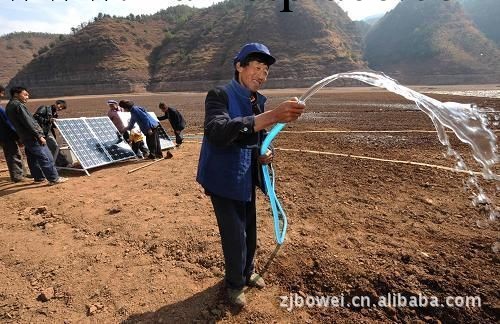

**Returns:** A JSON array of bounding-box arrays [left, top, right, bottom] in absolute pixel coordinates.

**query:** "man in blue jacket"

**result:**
[[0, 85, 25, 182], [119, 100, 164, 159], [197, 43, 305, 307]]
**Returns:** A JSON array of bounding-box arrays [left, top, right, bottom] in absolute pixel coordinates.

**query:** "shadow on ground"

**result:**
[[123, 281, 243, 323]]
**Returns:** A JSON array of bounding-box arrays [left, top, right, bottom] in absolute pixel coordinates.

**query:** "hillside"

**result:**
[[461, 0, 500, 45], [0, 32, 61, 85], [148, 0, 365, 91], [364, 0, 500, 84], [7, 6, 197, 97], [8, 0, 364, 96]]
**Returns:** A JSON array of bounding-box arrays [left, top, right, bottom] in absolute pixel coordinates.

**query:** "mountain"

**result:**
[[7, 6, 197, 97], [0, 32, 61, 86], [148, 0, 364, 91], [8, 0, 364, 96], [364, 0, 500, 84], [461, 0, 500, 45], [354, 20, 371, 40], [363, 13, 384, 26]]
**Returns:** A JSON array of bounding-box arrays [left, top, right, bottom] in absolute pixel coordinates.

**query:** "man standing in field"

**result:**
[[33, 99, 70, 166], [197, 43, 305, 307], [5, 86, 67, 185], [0, 85, 26, 182]]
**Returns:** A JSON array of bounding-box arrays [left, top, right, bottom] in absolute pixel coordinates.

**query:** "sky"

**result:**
[[0, 0, 401, 36]]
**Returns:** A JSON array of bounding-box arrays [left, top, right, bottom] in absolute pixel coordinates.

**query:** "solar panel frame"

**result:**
[[55, 117, 136, 172]]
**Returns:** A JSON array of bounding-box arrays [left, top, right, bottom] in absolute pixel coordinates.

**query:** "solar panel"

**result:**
[[117, 111, 176, 150], [156, 122, 176, 150], [55, 117, 136, 173], [86, 117, 136, 161]]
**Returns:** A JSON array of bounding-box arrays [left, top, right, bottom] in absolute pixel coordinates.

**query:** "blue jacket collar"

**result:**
[[230, 79, 253, 99]]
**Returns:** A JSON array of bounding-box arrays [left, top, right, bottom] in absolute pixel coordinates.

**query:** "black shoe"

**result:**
[[34, 178, 46, 183]]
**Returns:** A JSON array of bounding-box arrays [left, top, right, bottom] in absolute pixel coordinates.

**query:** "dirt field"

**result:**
[[0, 87, 499, 323]]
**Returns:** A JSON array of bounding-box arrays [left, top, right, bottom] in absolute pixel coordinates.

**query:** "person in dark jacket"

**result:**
[[119, 100, 164, 159], [33, 100, 66, 139], [196, 43, 305, 307], [0, 85, 26, 182], [33, 100, 70, 166], [158, 102, 186, 146], [5, 86, 67, 185]]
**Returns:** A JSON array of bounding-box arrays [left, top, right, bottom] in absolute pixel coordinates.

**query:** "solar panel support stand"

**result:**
[[57, 165, 91, 176]]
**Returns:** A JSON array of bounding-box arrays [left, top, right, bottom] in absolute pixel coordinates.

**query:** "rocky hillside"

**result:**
[[148, 0, 364, 91], [7, 6, 197, 97], [461, 0, 500, 45], [0, 32, 61, 85], [364, 0, 500, 84], [8, 0, 364, 96]]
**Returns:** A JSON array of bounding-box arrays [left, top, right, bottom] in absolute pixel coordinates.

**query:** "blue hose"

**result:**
[[260, 123, 287, 244]]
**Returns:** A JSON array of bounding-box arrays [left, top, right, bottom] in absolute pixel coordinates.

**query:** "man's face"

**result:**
[[159, 106, 167, 113], [109, 103, 118, 110], [16, 90, 30, 103], [55, 103, 65, 111], [0, 91, 4, 98], [236, 60, 269, 92]]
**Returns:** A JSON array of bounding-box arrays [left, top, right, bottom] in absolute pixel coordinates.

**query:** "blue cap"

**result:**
[[233, 43, 276, 66]]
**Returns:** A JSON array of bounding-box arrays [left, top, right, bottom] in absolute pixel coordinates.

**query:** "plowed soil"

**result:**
[[1, 87, 499, 323]]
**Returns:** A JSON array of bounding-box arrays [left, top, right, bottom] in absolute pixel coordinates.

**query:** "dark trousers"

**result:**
[[146, 127, 162, 158], [131, 140, 149, 158], [45, 134, 59, 161], [1, 139, 25, 181], [24, 139, 59, 182], [210, 192, 257, 290], [174, 130, 183, 145], [45, 134, 69, 167]]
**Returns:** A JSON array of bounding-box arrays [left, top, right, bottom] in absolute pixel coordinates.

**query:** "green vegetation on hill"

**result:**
[[7, 6, 199, 96], [8, 0, 364, 95], [148, 0, 364, 90]]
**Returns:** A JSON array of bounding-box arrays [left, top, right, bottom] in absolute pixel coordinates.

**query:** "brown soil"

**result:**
[[0, 89, 499, 323]]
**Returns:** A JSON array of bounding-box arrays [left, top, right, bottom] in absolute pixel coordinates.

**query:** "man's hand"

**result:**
[[147, 129, 153, 135], [38, 136, 46, 146], [271, 98, 305, 123], [254, 98, 305, 132], [258, 149, 273, 165]]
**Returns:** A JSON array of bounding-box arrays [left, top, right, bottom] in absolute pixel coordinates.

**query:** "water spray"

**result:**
[[261, 71, 499, 245]]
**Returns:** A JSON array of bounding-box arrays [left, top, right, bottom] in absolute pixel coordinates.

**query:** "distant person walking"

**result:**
[[119, 100, 166, 159], [5, 86, 67, 185], [158, 102, 186, 146], [0, 85, 26, 182]]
